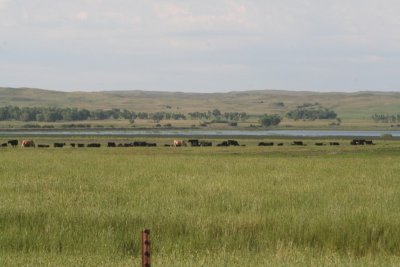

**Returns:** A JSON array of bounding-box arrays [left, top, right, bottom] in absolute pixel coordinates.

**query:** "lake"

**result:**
[[0, 130, 399, 137]]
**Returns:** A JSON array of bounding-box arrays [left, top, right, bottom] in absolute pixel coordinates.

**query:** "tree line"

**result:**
[[286, 103, 337, 120], [0, 106, 188, 122], [0, 106, 250, 123], [188, 109, 249, 121], [0, 104, 339, 127], [372, 113, 400, 123]]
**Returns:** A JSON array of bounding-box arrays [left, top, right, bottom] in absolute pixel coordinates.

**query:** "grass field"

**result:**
[[1, 138, 400, 266]]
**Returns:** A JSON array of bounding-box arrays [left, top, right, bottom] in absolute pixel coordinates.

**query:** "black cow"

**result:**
[[87, 143, 101, 148], [8, 140, 18, 147], [134, 141, 148, 147], [277, 143, 284, 146], [329, 142, 340, 146], [200, 141, 212, 147], [228, 140, 240, 146], [315, 142, 325, 146], [70, 143, 76, 148], [217, 141, 229, 147], [38, 144, 50, 148], [77, 144, 85, 148], [188, 139, 200, 147], [259, 142, 274, 146], [351, 139, 366, 145], [292, 141, 304, 146], [54, 143, 66, 148], [216, 140, 240, 146], [108, 142, 116, 147], [365, 140, 375, 145], [1, 143, 7, 147]]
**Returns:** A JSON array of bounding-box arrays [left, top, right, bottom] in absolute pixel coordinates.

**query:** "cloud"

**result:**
[[346, 55, 386, 64], [71, 11, 89, 21], [154, 3, 189, 18], [153, 1, 254, 32], [0, 0, 10, 8], [171, 63, 249, 74], [1, 0, 400, 92]]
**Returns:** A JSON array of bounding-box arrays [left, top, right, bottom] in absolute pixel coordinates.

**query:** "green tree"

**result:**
[[212, 109, 221, 118], [259, 114, 281, 127]]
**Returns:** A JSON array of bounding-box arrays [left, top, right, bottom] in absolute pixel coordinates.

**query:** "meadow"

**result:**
[[1, 138, 400, 266]]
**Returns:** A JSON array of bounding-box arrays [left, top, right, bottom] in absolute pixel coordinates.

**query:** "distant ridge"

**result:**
[[1, 87, 400, 120]]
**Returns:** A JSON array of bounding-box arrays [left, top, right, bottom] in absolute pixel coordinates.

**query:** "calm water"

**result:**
[[0, 130, 399, 137]]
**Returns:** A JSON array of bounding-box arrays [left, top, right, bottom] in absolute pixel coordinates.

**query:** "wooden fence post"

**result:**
[[141, 229, 151, 267]]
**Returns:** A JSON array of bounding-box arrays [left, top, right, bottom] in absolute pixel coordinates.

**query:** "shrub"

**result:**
[[259, 114, 281, 127]]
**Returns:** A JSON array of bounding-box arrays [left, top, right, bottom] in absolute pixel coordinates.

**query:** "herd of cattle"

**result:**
[[0, 139, 375, 148]]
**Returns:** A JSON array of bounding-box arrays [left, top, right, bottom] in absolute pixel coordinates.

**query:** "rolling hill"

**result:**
[[1, 87, 399, 121]]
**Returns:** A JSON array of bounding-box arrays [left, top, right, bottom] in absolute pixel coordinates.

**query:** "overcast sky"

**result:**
[[1, 0, 400, 92]]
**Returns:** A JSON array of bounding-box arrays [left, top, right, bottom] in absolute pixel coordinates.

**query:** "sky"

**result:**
[[1, 0, 400, 92]]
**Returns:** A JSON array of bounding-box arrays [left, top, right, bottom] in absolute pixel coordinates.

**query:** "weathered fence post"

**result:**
[[141, 229, 151, 267]]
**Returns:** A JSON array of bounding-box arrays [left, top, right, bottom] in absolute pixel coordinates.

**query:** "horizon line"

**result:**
[[1, 86, 399, 94]]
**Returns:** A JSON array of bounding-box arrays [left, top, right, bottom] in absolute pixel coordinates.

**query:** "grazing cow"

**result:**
[[8, 140, 18, 147], [199, 141, 212, 147], [107, 142, 116, 147], [54, 142, 66, 148], [132, 141, 156, 147], [70, 143, 76, 148], [259, 142, 274, 146], [134, 141, 147, 147], [315, 142, 325, 146], [164, 144, 171, 147], [38, 144, 50, 148], [292, 141, 304, 146], [188, 139, 200, 147], [173, 140, 187, 147], [329, 142, 340, 146], [351, 139, 366, 145], [359, 139, 366, 145], [365, 140, 375, 145], [146, 143, 157, 147], [77, 144, 85, 148], [21, 140, 35, 148], [217, 141, 229, 147], [1, 143, 7, 147], [87, 143, 101, 148], [277, 143, 284, 146], [228, 140, 240, 146]]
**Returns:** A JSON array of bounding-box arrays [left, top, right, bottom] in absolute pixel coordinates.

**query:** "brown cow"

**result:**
[[21, 140, 35, 148], [173, 140, 187, 147]]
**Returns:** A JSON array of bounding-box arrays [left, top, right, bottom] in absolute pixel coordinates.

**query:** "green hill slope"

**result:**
[[1, 87, 399, 121]]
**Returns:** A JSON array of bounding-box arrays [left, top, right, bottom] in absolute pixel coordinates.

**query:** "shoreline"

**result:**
[[1, 129, 399, 139]]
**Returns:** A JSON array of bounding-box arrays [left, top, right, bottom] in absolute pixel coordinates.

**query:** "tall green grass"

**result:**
[[1, 145, 400, 266]]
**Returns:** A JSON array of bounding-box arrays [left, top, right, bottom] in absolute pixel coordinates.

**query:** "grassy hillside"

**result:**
[[1, 87, 400, 122]]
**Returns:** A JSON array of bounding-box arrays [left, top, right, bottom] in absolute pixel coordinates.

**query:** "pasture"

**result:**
[[1, 138, 400, 266]]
